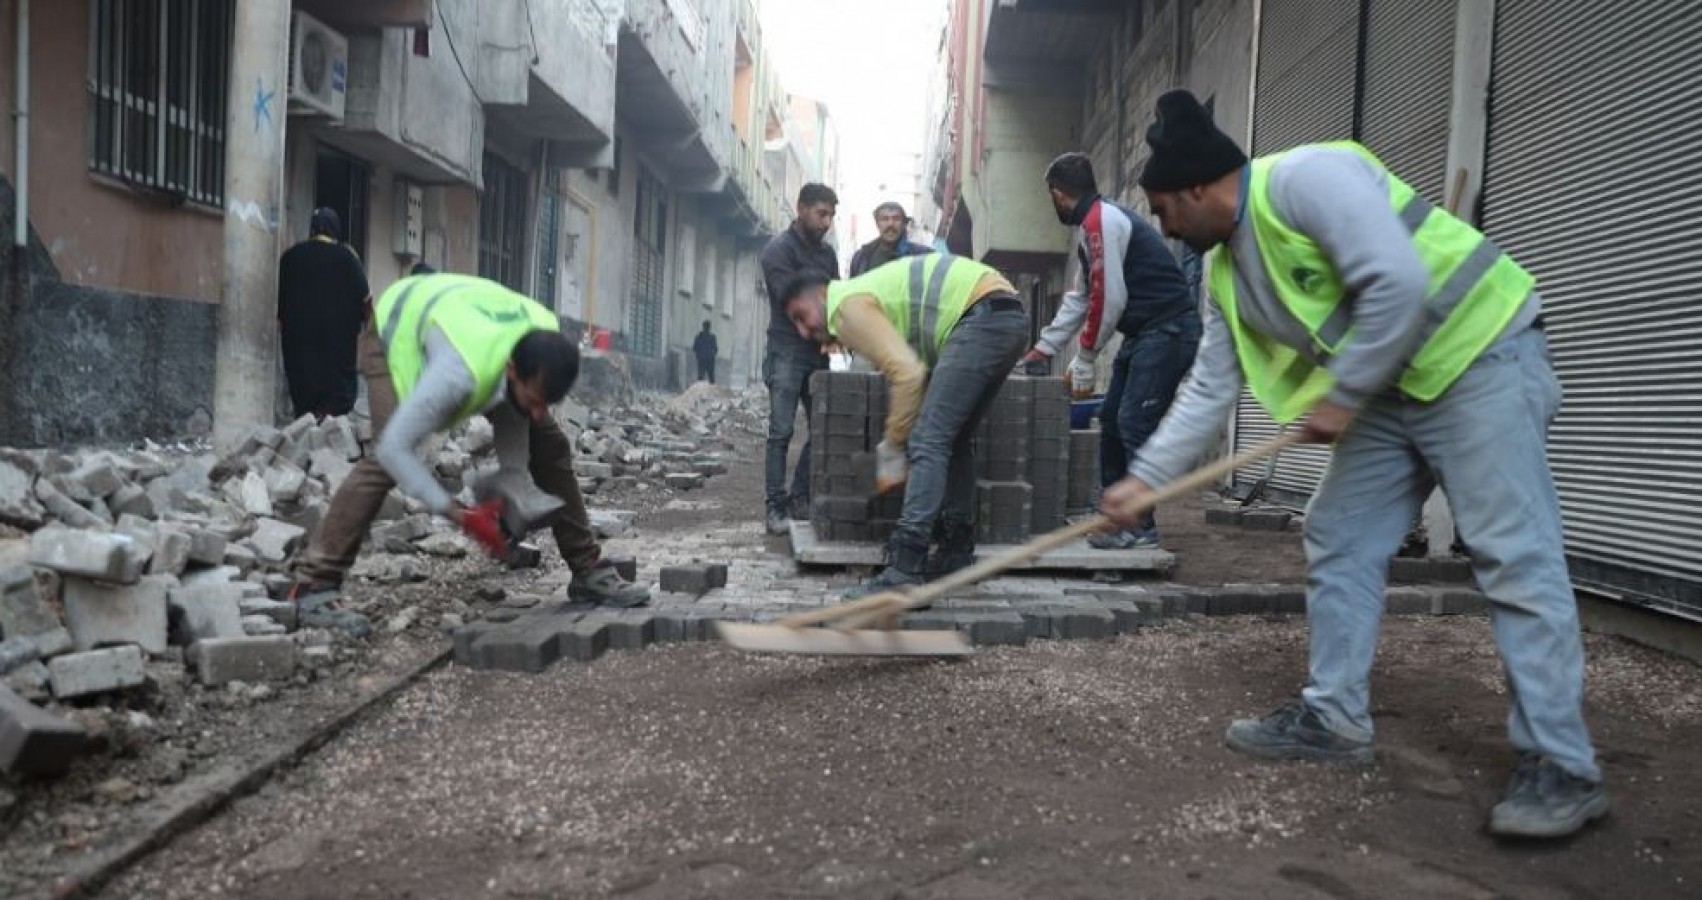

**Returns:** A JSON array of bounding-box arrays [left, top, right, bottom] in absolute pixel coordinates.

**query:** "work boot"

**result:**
[[1224, 700, 1375, 764], [925, 522, 976, 580], [568, 559, 652, 608], [1490, 753, 1609, 838], [292, 589, 374, 639], [1089, 524, 1160, 550], [843, 542, 928, 602], [765, 506, 790, 536]]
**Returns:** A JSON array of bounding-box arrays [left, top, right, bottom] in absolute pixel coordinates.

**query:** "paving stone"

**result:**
[[1102, 597, 1165, 631], [34, 479, 109, 531], [179, 565, 241, 588], [0, 637, 42, 676], [148, 525, 193, 576], [29, 528, 145, 584], [167, 583, 247, 644], [49, 645, 146, 698], [1241, 510, 1293, 532], [5, 660, 51, 702], [326, 417, 362, 461], [239, 597, 297, 630], [190, 636, 296, 685], [1391, 556, 1475, 585], [1019, 604, 1116, 640], [659, 564, 719, 595], [470, 621, 562, 673], [0, 566, 73, 657], [308, 450, 355, 492], [248, 518, 306, 565], [186, 529, 228, 567], [70, 459, 126, 499], [594, 613, 655, 651], [63, 574, 172, 654], [664, 472, 705, 491], [558, 617, 610, 661], [1, 683, 91, 777], [1204, 507, 1246, 526], [108, 483, 157, 520], [1385, 586, 1432, 615], [452, 621, 500, 666], [576, 461, 614, 480], [1435, 588, 1488, 615], [223, 543, 259, 575], [264, 465, 309, 505]]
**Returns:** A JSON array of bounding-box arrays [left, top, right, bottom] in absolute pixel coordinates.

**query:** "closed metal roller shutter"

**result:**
[[1482, 1, 1702, 618], [1360, 0, 1455, 204], [1232, 0, 1359, 496]]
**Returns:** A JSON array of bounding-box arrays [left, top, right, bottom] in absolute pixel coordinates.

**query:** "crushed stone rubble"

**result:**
[[0, 379, 764, 786]]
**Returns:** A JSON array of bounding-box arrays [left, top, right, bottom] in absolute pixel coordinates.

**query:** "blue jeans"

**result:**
[[763, 348, 826, 514], [1301, 326, 1599, 781], [1100, 313, 1202, 527], [890, 301, 1031, 555]]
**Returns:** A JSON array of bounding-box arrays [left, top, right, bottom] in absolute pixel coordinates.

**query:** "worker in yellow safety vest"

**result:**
[[1100, 90, 1603, 839], [287, 273, 649, 633]]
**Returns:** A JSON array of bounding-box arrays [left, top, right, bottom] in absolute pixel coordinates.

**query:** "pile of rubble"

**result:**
[[0, 380, 766, 781]]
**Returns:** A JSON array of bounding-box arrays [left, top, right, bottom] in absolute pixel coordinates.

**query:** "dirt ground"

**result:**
[[94, 437, 1702, 900]]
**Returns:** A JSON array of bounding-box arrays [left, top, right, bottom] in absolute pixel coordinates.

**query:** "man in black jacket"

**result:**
[[849, 202, 930, 277], [278, 208, 371, 419], [692, 321, 719, 384], [758, 183, 840, 535]]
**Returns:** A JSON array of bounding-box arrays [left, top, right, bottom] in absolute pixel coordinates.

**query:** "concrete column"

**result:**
[[212, 0, 291, 452]]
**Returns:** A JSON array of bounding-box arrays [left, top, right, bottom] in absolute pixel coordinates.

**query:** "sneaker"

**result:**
[[1131, 526, 1161, 548], [1087, 529, 1137, 550], [1490, 754, 1609, 838], [842, 565, 923, 601], [765, 508, 790, 536], [568, 559, 651, 607], [293, 590, 373, 639], [1224, 700, 1375, 764]]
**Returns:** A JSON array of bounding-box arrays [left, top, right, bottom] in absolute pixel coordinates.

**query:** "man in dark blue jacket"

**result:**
[[849, 202, 931, 277], [1022, 153, 1201, 549]]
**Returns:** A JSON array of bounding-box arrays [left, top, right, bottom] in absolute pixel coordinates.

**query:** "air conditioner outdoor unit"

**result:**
[[288, 11, 348, 120]]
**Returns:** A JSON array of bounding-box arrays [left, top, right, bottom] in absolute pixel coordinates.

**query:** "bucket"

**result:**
[[1070, 396, 1104, 430]]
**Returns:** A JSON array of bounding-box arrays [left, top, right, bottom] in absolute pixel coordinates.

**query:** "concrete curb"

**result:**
[[51, 647, 453, 900], [451, 584, 1490, 674]]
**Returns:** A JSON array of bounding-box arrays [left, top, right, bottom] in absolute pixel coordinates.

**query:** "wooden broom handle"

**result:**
[[776, 430, 1306, 628]]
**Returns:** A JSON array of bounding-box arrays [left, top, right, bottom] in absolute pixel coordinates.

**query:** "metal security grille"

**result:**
[[535, 172, 562, 312], [1232, 0, 1360, 497], [1359, 0, 1455, 205], [1482, 0, 1702, 618], [87, 0, 234, 207], [629, 165, 668, 358], [478, 154, 528, 292]]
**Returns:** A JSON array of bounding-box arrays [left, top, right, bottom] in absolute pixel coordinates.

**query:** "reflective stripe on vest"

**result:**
[[905, 255, 958, 366], [1210, 141, 1535, 422], [827, 254, 988, 363]]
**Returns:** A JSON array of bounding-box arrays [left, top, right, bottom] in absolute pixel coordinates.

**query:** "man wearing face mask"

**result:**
[[286, 273, 650, 627], [1022, 153, 1202, 549], [849, 202, 932, 277]]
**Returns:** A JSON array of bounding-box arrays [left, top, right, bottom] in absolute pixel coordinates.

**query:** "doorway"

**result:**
[[314, 147, 371, 264]]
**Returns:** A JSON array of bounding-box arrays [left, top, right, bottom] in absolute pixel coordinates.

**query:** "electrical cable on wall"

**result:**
[[435, 0, 484, 104]]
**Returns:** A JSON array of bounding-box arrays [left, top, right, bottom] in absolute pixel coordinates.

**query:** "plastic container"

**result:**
[[1070, 396, 1104, 430]]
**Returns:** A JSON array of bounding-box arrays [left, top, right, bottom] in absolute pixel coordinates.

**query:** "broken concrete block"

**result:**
[[186, 529, 228, 567], [63, 574, 172, 654], [282, 414, 316, 445], [49, 645, 146, 699], [190, 636, 295, 685], [237, 425, 285, 457], [587, 509, 635, 539], [325, 417, 362, 461], [70, 458, 126, 499], [236, 471, 273, 517], [1, 566, 73, 657], [0, 636, 42, 676], [1204, 507, 1245, 527], [223, 542, 259, 574], [308, 450, 354, 492], [168, 583, 247, 643], [372, 515, 432, 553], [241, 615, 288, 636], [34, 478, 108, 531], [239, 597, 296, 630], [1241, 510, 1293, 532], [148, 525, 193, 576], [108, 483, 156, 520], [1, 683, 91, 777], [5, 660, 51, 702], [664, 472, 704, 491], [461, 418, 495, 456], [248, 519, 305, 565], [264, 465, 308, 505], [28, 528, 144, 584], [0, 459, 47, 529], [416, 532, 469, 558], [576, 461, 614, 480]]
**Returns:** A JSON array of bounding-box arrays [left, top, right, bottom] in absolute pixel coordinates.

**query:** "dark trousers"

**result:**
[[1099, 312, 1202, 529], [696, 355, 716, 384], [763, 348, 827, 514]]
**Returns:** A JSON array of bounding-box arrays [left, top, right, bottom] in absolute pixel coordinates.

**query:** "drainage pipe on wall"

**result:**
[[13, 0, 28, 249]]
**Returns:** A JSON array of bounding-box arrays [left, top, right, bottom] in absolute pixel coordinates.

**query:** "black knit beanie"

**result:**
[[1138, 90, 1249, 191]]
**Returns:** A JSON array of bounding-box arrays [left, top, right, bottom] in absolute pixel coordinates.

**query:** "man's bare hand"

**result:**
[[1020, 347, 1049, 364], [1100, 476, 1157, 528], [1300, 400, 1356, 444]]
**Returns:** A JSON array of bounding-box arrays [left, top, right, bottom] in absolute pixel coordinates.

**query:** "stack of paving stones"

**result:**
[[1067, 427, 1100, 513], [450, 580, 1491, 673], [807, 372, 1077, 546]]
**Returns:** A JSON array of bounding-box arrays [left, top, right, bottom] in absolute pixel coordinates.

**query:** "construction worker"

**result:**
[[1102, 90, 1603, 838], [1022, 153, 1201, 549], [288, 273, 650, 631], [781, 254, 1028, 599]]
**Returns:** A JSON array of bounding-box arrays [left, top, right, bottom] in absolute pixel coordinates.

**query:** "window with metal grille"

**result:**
[[478, 153, 529, 292], [87, 0, 234, 208]]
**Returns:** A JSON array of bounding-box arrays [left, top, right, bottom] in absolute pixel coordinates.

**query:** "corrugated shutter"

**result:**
[[1482, 1, 1702, 617], [1359, 1, 1455, 204], [1232, 0, 1359, 497]]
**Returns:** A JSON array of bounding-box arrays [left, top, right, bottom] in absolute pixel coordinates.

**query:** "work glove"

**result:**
[[458, 498, 510, 559], [874, 440, 909, 494], [1067, 352, 1098, 400]]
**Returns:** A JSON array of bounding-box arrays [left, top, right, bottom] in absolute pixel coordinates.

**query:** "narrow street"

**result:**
[[82, 424, 1702, 900]]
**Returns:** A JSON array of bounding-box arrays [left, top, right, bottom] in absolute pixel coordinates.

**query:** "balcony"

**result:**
[[329, 22, 484, 186], [616, 0, 727, 182], [983, 0, 1123, 95], [483, 0, 617, 165]]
